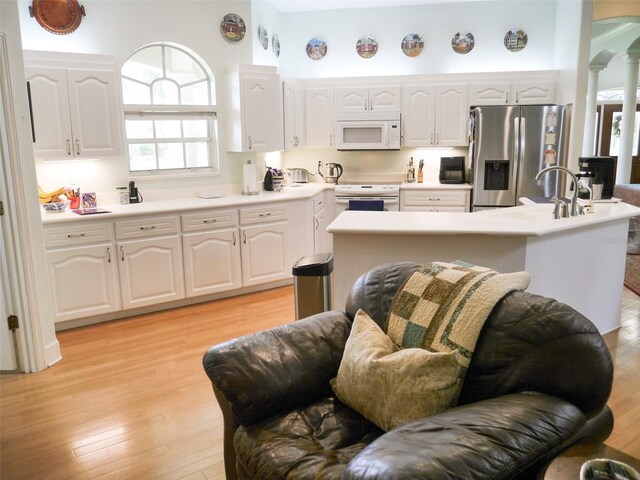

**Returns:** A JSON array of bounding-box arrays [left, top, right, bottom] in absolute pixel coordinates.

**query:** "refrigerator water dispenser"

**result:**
[[484, 161, 510, 191]]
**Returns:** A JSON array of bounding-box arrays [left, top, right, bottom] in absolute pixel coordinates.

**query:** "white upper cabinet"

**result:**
[[26, 66, 123, 159], [305, 87, 334, 148], [226, 66, 283, 152], [402, 83, 468, 147], [283, 82, 305, 150], [335, 86, 402, 114], [469, 78, 556, 105]]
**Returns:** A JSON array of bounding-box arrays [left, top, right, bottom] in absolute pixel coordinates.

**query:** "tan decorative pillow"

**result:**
[[331, 309, 461, 432]]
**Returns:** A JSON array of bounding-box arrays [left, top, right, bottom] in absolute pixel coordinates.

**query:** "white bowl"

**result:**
[[42, 200, 70, 213], [580, 458, 640, 480]]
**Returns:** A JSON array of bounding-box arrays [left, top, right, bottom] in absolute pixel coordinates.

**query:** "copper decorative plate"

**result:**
[[29, 0, 85, 35]]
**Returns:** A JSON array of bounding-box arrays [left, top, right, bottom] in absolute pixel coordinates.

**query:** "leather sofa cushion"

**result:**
[[234, 397, 382, 480]]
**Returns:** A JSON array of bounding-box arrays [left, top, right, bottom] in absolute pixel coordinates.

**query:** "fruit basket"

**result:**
[[42, 200, 70, 213]]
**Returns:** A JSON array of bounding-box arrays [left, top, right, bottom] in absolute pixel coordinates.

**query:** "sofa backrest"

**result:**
[[345, 262, 613, 418]]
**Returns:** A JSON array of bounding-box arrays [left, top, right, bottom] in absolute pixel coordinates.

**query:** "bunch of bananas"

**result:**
[[38, 185, 67, 204]]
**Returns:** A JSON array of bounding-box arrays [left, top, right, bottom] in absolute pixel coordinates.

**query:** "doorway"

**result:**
[[598, 103, 640, 183]]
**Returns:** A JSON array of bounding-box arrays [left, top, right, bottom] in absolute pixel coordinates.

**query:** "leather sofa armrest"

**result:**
[[203, 310, 352, 425], [342, 392, 587, 480]]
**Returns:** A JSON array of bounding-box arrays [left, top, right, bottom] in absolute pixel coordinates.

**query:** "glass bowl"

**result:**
[[42, 200, 71, 213]]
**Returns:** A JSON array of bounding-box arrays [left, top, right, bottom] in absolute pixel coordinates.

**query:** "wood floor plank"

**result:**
[[1, 284, 638, 479]]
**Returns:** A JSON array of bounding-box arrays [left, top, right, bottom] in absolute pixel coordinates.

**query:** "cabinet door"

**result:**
[[369, 86, 402, 112], [335, 87, 368, 114], [243, 74, 271, 151], [314, 209, 325, 254], [25, 67, 74, 159], [435, 84, 468, 147], [118, 236, 185, 310], [240, 223, 289, 286], [513, 81, 556, 105], [66, 69, 123, 158], [402, 85, 435, 147], [283, 82, 297, 150], [305, 88, 334, 147], [46, 244, 120, 321], [469, 81, 512, 106], [294, 86, 305, 148], [183, 229, 241, 297]]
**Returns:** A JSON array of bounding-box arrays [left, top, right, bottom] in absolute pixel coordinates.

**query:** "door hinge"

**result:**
[[7, 315, 19, 331], [0, 200, 4, 216]]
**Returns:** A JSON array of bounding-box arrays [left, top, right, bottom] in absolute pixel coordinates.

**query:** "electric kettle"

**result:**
[[325, 162, 343, 184]]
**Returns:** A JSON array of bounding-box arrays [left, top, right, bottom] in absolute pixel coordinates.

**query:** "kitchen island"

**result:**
[[327, 201, 640, 333]]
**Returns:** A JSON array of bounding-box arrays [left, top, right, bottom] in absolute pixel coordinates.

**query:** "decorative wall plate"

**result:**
[[258, 25, 268, 50], [272, 34, 281, 57], [504, 28, 527, 52], [451, 31, 475, 54], [401, 34, 424, 57], [356, 35, 378, 59], [220, 13, 246, 42], [306, 37, 327, 61], [29, 0, 85, 35]]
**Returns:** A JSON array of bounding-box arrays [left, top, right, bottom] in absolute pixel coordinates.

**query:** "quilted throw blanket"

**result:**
[[387, 261, 530, 400]]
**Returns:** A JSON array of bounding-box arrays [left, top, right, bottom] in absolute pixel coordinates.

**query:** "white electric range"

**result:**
[[334, 184, 400, 214]]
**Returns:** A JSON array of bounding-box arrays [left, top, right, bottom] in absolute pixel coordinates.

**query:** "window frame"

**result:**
[[121, 44, 219, 177]]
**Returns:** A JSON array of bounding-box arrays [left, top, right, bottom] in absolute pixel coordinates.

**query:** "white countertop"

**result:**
[[400, 182, 472, 190], [327, 201, 640, 237], [41, 183, 329, 225]]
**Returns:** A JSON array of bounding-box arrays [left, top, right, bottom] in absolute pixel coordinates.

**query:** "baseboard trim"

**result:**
[[45, 339, 62, 367]]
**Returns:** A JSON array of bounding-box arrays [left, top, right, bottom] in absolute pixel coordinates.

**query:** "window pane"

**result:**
[[129, 144, 157, 171], [126, 119, 154, 139], [158, 143, 184, 169], [122, 79, 151, 104], [183, 119, 207, 137], [181, 81, 210, 105], [155, 120, 181, 138], [122, 46, 164, 83], [152, 79, 179, 104], [185, 142, 209, 168], [164, 47, 205, 85], [609, 112, 640, 156]]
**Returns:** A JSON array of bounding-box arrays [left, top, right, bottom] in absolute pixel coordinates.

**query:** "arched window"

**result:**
[[121, 44, 217, 173]]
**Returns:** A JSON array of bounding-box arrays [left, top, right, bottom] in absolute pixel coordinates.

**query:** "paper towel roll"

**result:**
[[242, 160, 258, 195]]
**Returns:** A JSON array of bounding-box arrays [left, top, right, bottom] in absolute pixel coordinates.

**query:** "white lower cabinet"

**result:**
[[314, 210, 325, 254], [117, 235, 185, 310], [46, 243, 120, 322], [400, 189, 470, 212], [240, 222, 289, 286], [183, 229, 242, 297]]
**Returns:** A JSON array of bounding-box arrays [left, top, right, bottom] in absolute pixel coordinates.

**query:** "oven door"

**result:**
[[335, 197, 399, 214], [336, 121, 388, 150]]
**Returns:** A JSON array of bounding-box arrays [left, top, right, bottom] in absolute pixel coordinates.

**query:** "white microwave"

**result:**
[[335, 112, 401, 150]]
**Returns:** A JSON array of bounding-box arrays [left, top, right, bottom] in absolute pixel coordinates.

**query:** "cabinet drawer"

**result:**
[[182, 209, 238, 233], [313, 195, 325, 214], [44, 222, 113, 248], [403, 206, 466, 213], [240, 204, 288, 225], [402, 190, 467, 207], [115, 216, 179, 240]]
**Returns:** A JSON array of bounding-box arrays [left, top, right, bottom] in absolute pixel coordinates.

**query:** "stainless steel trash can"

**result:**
[[292, 253, 333, 320]]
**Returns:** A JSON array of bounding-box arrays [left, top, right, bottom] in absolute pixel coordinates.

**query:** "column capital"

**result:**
[[626, 50, 640, 62], [589, 64, 606, 73]]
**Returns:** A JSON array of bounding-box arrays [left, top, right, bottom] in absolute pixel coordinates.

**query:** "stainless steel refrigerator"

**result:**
[[470, 105, 569, 211]]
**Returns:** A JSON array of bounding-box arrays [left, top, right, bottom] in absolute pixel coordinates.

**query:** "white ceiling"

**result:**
[[268, 0, 487, 13]]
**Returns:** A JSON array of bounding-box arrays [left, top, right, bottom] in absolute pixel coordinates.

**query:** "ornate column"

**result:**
[[582, 65, 605, 156], [615, 52, 640, 184]]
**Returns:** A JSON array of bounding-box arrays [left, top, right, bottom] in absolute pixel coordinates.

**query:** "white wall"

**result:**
[[19, 0, 258, 200], [276, 1, 558, 79]]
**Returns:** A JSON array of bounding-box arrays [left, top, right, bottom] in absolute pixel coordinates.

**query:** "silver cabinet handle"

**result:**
[[242, 231, 247, 244], [428, 197, 441, 201], [66, 139, 71, 155], [66, 233, 86, 238], [329, 134, 333, 146], [232, 232, 236, 246], [139, 226, 156, 231], [248, 136, 252, 150], [258, 212, 272, 217], [436, 133, 440, 145], [430, 133, 434, 145], [506, 92, 509, 104], [120, 246, 124, 261], [315, 218, 319, 229], [203, 219, 217, 224], [75, 139, 80, 155], [364, 98, 367, 110], [370, 99, 373, 111], [515, 91, 519, 104], [107, 247, 111, 263]]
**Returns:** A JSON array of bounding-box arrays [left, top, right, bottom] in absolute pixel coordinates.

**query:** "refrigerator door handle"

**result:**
[[513, 116, 520, 171]]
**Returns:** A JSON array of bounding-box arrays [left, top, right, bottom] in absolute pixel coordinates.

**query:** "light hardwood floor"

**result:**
[[1, 286, 638, 479]]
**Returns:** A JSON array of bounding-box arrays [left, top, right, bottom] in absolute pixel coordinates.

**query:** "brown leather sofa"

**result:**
[[203, 262, 614, 480]]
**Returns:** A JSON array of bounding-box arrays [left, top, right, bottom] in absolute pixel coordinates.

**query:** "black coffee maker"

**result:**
[[577, 156, 615, 199]]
